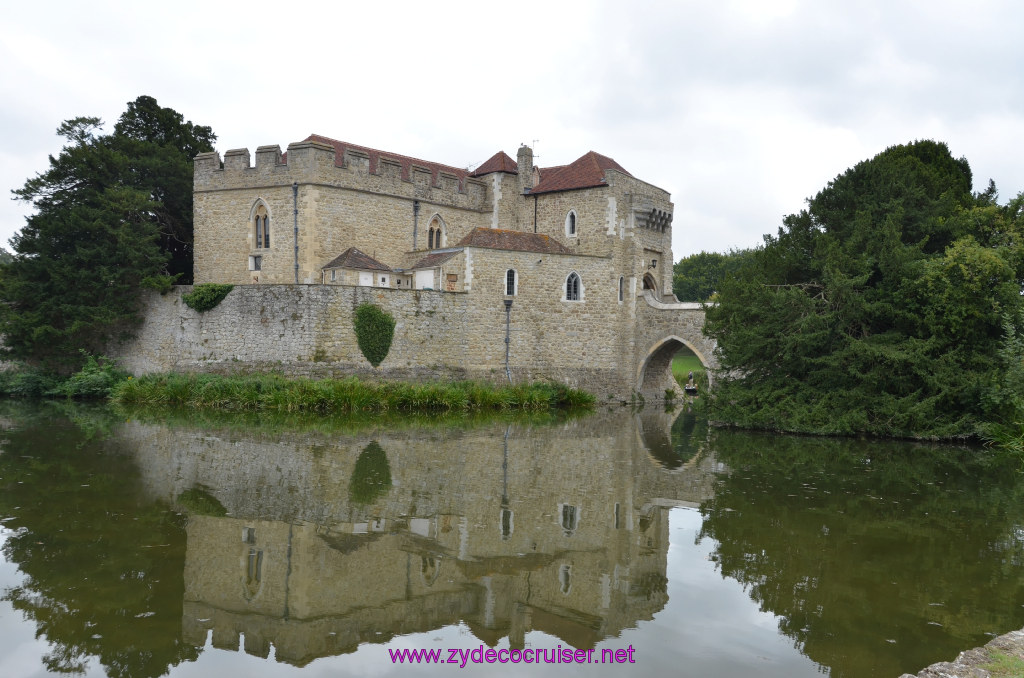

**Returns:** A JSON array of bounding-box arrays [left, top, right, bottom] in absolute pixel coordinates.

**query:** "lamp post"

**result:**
[[503, 299, 513, 383]]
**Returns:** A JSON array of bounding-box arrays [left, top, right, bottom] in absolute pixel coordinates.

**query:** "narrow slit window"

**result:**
[[506, 269, 516, 296], [561, 504, 578, 533], [500, 508, 513, 539]]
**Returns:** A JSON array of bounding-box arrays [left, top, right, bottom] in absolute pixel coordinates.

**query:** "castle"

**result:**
[[115, 135, 714, 399], [193, 135, 675, 295], [120, 410, 715, 662]]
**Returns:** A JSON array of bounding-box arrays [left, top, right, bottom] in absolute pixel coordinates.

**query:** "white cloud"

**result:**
[[2, 0, 1023, 259]]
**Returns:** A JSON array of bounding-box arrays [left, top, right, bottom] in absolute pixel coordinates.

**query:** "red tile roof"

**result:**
[[322, 247, 391, 272], [304, 134, 470, 188], [529, 151, 631, 195], [470, 151, 518, 177], [409, 250, 462, 270], [456, 228, 570, 254]]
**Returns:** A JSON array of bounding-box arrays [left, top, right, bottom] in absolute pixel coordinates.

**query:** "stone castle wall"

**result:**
[[193, 141, 491, 285], [176, 138, 704, 398], [109, 278, 644, 397]]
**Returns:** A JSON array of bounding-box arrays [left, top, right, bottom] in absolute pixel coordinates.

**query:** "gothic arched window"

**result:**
[[565, 272, 581, 301], [254, 204, 270, 249]]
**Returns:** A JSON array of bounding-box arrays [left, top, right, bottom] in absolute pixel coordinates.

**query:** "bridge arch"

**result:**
[[636, 335, 713, 397]]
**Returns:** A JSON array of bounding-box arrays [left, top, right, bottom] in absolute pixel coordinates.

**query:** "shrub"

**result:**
[[48, 353, 130, 399], [3, 368, 60, 398], [353, 303, 396, 367], [182, 283, 233, 312]]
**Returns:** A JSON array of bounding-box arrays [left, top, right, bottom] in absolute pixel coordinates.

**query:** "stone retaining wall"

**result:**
[[899, 627, 1024, 677], [108, 284, 632, 397]]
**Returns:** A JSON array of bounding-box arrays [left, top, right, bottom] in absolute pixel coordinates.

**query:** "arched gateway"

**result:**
[[633, 291, 718, 400]]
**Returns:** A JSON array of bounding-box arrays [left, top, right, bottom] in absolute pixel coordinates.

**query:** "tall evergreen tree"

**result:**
[[2, 97, 215, 368], [704, 140, 1024, 438], [673, 248, 753, 302]]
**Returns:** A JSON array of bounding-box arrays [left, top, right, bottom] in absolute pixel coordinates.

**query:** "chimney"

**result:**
[[517, 144, 534, 192]]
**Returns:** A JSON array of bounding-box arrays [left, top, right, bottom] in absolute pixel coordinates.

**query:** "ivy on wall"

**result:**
[[354, 303, 395, 367], [182, 283, 233, 312], [176, 487, 227, 516], [348, 442, 392, 505]]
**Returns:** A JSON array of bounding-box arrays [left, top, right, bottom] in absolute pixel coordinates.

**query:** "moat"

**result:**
[[0, 402, 1022, 677]]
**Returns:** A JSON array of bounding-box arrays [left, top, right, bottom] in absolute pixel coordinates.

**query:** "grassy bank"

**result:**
[[112, 372, 595, 413], [672, 354, 705, 386]]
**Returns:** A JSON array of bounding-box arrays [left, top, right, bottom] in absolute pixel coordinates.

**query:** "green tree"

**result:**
[[672, 248, 753, 301], [704, 140, 1024, 438], [0, 402, 198, 677], [2, 97, 215, 368]]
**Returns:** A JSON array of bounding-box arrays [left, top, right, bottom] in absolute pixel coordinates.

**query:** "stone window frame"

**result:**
[[244, 546, 264, 600], [564, 271, 583, 302], [564, 209, 578, 237], [427, 214, 446, 250], [420, 555, 441, 587], [250, 199, 271, 250], [500, 508, 514, 540], [559, 563, 572, 595], [248, 255, 262, 271], [559, 503, 579, 535], [618, 276, 624, 303], [505, 268, 517, 296]]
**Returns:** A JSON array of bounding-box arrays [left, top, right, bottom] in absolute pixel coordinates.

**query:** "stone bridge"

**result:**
[[633, 290, 717, 400]]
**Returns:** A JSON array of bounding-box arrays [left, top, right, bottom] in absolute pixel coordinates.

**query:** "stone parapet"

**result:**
[[194, 143, 488, 212]]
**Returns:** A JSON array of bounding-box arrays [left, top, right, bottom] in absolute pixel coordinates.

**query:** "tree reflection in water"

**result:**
[[697, 429, 1024, 678], [2, 401, 1022, 678], [0, 403, 196, 678]]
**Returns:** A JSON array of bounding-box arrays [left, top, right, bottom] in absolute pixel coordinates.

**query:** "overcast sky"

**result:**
[[3, 0, 1023, 260]]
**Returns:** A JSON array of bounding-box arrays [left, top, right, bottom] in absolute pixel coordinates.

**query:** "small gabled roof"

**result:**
[[470, 151, 518, 177], [322, 247, 391, 272], [529, 151, 631, 195], [456, 228, 571, 254], [409, 249, 462, 270]]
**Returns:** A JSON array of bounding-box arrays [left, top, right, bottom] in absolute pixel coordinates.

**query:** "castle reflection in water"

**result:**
[[122, 409, 718, 666]]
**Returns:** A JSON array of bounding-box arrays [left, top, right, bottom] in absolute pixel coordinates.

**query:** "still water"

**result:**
[[0, 402, 1021, 677]]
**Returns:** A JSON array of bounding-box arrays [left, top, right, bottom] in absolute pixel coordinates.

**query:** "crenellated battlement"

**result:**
[[194, 138, 489, 211]]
